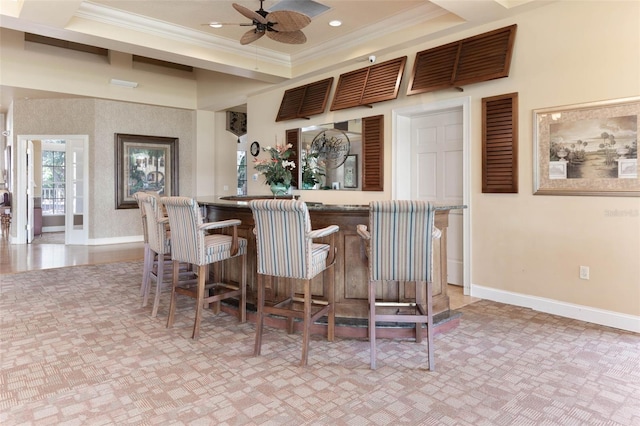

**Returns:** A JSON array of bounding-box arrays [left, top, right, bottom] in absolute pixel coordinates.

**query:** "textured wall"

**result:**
[[12, 98, 195, 240]]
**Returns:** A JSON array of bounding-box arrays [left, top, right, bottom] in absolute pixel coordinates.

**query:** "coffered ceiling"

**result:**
[[0, 0, 550, 112]]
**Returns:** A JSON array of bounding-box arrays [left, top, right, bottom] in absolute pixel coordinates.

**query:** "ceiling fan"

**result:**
[[209, 1, 312, 45]]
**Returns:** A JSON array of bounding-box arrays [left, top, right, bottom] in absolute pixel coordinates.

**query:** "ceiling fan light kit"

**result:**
[[211, 1, 311, 45]]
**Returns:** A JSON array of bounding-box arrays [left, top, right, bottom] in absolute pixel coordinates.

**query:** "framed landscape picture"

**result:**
[[534, 97, 639, 196], [115, 134, 178, 209]]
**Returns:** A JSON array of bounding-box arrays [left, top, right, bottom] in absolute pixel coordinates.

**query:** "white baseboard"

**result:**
[[471, 284, 640, 334], [42, 226, 65, 233], [87, 235, 144, 246]]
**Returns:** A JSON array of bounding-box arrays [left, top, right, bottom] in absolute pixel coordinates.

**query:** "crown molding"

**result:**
[[76, 2, 292, 68], [291, 3, 451, 65]]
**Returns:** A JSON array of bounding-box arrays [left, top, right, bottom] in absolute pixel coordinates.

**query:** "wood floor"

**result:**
[[0, 232, 145, 274], [0, 231, 479, 309]]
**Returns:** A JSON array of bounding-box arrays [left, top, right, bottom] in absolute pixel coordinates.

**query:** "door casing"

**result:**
[[392, 97, 471, 295]]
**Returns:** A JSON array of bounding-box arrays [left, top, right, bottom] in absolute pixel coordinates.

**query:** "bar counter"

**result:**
[[198, 195, 464, 337]]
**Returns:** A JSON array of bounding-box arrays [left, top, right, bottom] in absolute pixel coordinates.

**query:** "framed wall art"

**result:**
[[344, 154, 358, 188], [115, 134, 178, 209], [534, 97, 639, 196]]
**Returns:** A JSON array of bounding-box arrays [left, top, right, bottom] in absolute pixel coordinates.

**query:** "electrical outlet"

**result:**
[[223, 185, 229, 191], [579, 266, 590, 280]]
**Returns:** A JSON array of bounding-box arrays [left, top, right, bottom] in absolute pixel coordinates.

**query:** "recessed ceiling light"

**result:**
[[209, 22, 223, 28], [329, 20, 342, 27]]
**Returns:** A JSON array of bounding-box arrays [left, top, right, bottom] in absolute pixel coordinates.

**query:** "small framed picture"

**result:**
[[343, 154, 357, 188]]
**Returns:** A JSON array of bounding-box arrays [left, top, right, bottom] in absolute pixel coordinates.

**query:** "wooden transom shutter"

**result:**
[[408, 25, 517, 95], [482, 92, 518, 193], [330, 57, 407, 111], [362, 115, 384, 191], [276, 78, 333, 122], [285, 128, 300, 188]]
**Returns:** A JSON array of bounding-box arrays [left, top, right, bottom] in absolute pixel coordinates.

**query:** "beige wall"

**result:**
[[11, 98, 195, 241], [241, 1, 640, 322]]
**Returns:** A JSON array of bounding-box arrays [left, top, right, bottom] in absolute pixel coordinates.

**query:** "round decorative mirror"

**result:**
[[310, 128, 350, 168]]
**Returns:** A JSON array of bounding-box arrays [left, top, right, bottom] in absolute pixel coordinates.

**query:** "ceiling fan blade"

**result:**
[[267, 29, 307, 45], [233, 3, 267, 25], [267, 10, 311, 32], [201, 23, 254, 27], [240, 29, 265, 45]]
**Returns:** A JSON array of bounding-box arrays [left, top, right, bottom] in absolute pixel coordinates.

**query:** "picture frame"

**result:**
[[344, 154, 358, 188], [534, 97, 639, 196], [115, 134, 178, 209]]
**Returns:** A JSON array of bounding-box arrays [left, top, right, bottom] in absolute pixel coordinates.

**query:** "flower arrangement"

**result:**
[[301, 147, 325, 189], [253, 143, 296, 187]]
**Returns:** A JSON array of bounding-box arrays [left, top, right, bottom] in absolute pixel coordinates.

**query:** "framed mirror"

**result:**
[[299, 119, 362, 190], [288, 114, 384, 191]]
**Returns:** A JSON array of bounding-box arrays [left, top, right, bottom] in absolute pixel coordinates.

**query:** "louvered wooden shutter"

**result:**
[[276, 78, 333, 122], [331, 57, 407, 111], [286, 128, 300, 188], [482, 93, 518, 193], [408, 25, 516, 95], [362, 115, 384, 191]]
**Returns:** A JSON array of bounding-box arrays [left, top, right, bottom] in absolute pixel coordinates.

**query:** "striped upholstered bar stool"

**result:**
[[161, 196, 247, 339], [357, 200, 439, 370], [138, 192, 197, 317], [250, 199, 339, 366]]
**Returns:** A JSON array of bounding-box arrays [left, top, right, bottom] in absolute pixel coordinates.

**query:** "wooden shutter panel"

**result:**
[[408, 25, 517, 95], [331, 57, 406, 111], [276, 78, 333, 122], [360, 56, 407, 105], [455, 26, 517, 85], [362, 115, 384, 191], [407, 42, 459, 94], [482, 92, 518, 193], [330, 69, 368, 111], [286, 128, 300, 188]]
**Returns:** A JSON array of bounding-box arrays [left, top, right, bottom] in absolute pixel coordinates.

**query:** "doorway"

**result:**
[[392, 98, 471, 295], [15, 135, 89, 245]]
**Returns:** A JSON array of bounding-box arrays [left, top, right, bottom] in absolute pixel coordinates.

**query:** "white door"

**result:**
[[65, 137, 88, 244], [410, 108, 464, 285], [27, 140, 34, 243]]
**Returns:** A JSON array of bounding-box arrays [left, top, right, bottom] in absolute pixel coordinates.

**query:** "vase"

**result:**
[[270, 183, 289, 196], [302, 182, 315, 190]]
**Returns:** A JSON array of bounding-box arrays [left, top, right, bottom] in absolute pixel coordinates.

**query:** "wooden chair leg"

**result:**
[[415, 281, 423, 344], [286, 278, 294, 334], [254, 274, 265, 356], [151, 253, 165, 318], [426, 280, 435, 371], [140, 243, 151, 297], [369, 280, 377, 370], [327, 265, 335, 342], [142, 251, 156, 308], [300, 279, 311, 367], [166, 259, 179, 328], [192, 265, 206, 340], [239, 254, 247, 323]]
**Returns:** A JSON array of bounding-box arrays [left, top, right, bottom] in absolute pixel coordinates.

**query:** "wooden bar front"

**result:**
[[198, 196, 455, 323]]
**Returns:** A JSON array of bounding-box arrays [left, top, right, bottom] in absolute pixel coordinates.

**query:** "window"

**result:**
[[237, 151, 247, 195], [42, 141, 66, 215]]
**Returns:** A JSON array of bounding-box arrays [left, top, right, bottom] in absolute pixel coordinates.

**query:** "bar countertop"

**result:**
[[197, 195, 465, 212]]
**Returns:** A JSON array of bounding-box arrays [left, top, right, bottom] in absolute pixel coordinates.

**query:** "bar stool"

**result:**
[[357, 200, 440, 370], [250, 199, 339, 366], [161, 196, 247, 339]]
